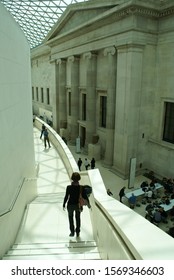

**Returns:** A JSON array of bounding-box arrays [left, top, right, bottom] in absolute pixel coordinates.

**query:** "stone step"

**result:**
[[30, 193, 65, 204], [3, 241, 101, 260]]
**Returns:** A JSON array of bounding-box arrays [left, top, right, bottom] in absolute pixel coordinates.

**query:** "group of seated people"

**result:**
[[162, 177, 174, 195], [145, 202, 168, 224], [140, 179, 159, 202]]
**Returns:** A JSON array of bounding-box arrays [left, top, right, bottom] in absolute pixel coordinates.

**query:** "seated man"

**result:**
[[153, 209, 162, 224], [128, 193, 137, 209], [159, 207, 168, 223], [140, 181, 148, 192], [145, 203, 154, 221], [144, 188, 153, 202]]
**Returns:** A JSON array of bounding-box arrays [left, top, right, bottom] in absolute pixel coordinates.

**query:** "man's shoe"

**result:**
[[76, 232, 80, 237], [69, 232, 74, 237]]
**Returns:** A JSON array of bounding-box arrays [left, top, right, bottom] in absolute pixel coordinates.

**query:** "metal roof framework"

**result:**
[[0, 0, 88, 48]]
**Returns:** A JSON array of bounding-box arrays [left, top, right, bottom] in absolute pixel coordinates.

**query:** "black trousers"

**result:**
[[44, 136, 51, 148], [67, 204, 81, 234]]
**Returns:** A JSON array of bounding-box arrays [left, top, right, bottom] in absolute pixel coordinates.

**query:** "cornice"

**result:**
[[115, 4, 174, 20]]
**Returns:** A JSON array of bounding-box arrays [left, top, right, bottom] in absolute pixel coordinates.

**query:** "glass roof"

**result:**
[[0, 0, 89, 49]]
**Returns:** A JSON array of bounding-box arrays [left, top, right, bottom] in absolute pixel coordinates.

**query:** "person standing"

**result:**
[[90, 158, 95, 169], [63, 172, 82, 237], [43, 128, 51, 148], [77, 158, 82, 171], [119, 186, 126, 203]]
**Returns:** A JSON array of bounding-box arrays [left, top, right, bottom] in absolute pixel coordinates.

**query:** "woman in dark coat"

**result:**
[[63, 172, 82, 237]]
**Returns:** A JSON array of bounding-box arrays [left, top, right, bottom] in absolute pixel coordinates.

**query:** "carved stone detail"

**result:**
[[103, 47, 116, 57], [115, 5, 174, 20], [83, 52, 97, 60]]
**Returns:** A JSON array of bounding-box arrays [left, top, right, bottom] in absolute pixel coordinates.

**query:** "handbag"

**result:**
[[79, 186, 88, 210]]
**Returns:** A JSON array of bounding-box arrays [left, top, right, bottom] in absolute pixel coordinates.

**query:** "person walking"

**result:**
[[84, 158, 90, 170], [40, 124, 46, 139], [43, 128, 51, 148], [90, 157, 95, 169], [77, 158, 82, 171], [63, 172, 83, 237], [119, 186, 126, 203], [107, 188, 113, 196]]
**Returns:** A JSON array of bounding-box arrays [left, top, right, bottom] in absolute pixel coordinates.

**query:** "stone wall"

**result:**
[[31, 0, 174, 179]]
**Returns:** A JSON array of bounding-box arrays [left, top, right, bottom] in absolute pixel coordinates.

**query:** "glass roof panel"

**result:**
[[0, 0, 89, 48]]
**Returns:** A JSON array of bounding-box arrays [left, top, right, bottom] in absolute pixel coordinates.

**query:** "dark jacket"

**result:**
[[63, 183, 80, 207], [119, 187, 125, 197], [63, 183, 91, 208]]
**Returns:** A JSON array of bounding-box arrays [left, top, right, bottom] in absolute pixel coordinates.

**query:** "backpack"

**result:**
[[82, 185, 92, 197], [79, 185, 92, 210]]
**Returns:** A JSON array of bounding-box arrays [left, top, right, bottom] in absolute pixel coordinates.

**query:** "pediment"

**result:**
[[45, 1, 118, 43]]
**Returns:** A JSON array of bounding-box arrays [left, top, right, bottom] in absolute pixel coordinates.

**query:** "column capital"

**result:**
[[56, 58, 66, 65], [83, 51, 97, 60], [68, 55, 80, 63], [103, 47, 116, 56]]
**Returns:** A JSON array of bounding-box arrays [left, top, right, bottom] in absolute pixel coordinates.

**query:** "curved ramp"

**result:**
[[3, 128, 100, 260]]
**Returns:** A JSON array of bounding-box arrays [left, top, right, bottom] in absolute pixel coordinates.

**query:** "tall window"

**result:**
[[82, 93, 86, 120], [32, 87, 34, 100], [100, 96, 107, 128], [36, 87, 39, 101], [68, 91, 71, 116], [47, 88, 50, 105], [41, 87, 44, 103], [163, 102, 174, 143]]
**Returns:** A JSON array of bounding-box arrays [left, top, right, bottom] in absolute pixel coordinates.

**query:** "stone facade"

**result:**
[[31, 0, 174, 179]]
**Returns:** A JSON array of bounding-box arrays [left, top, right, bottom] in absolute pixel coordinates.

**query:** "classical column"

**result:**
[[52, 58, 66, 133], [83, 52, 97, 146], [103, 47, 116, 166], [51, 60, 58, 132], [68, 55, 79, 143], [113, 44, 144, 178], [57, 58, 67, 130]]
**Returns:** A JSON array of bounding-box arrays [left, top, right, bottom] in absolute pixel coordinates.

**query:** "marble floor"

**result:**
[[68, 144, 174, 235]]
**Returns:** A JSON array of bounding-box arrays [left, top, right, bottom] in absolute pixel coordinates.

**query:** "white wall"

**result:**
[[0, 4, 37, 257]]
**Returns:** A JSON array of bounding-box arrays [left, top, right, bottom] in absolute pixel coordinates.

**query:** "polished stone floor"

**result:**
[[68, 143, 174, 235]]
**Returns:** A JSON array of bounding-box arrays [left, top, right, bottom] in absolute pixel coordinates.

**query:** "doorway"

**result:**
[[80, 126, 86, 148]]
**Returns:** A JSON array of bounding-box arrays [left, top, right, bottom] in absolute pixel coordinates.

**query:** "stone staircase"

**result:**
[[3, 193, 100, 260], [3, 240, 100, 260]]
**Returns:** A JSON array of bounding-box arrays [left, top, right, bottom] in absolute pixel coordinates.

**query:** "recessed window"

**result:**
[[82, 93, 86, 121], [36, 87, 39, 101], [32, 87, 34, 100], [163, 102, 174, 143], [100, 96, 107, 128], [41, 88, 44, 103], [47, 88, 50, 105], [68, 91, 71, 116]]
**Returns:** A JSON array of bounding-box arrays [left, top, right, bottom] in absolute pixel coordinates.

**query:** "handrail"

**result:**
[[95, 199, 136, 259], [0, 177, 37, 218]]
